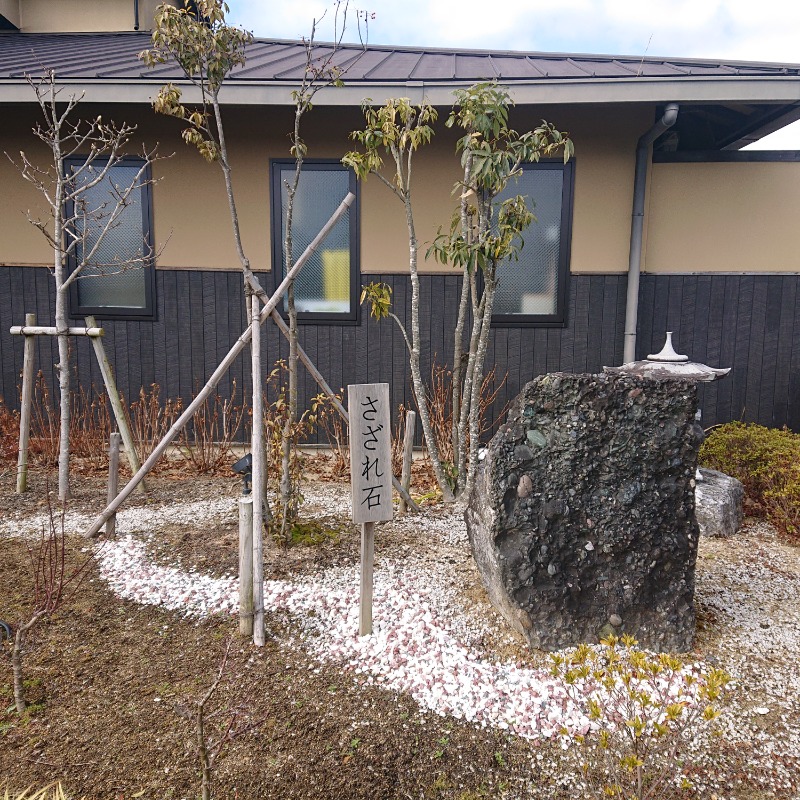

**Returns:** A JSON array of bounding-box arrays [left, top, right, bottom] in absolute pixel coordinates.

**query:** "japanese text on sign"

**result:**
[[348, 383, 392, 523]]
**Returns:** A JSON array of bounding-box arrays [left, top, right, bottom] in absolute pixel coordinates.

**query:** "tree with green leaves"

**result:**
[[354, 84, 572, 501], [344, 99, 458, 501], [432, 82, 573, 498]]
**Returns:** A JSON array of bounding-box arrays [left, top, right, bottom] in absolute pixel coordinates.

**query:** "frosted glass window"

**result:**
[[493, 163, 572, 323], [272, 161, 358, 320], [67, 158, 154, 318]]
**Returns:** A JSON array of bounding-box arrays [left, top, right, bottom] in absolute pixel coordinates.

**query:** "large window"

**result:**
[[66, 157, 155, 320], [492, 161, 574, 326], [270, 160, 359, 323]]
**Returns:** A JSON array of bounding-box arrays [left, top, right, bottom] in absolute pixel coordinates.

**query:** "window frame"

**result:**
[[270, 158, 360, 325], [65, 155, 156, 321], [491, 159, 575, 328]]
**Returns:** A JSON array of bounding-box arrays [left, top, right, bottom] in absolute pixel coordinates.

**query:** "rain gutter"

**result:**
[[623, 102, 679, 364]]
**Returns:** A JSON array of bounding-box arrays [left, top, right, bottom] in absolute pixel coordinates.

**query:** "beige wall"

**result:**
[[0, 0, 20, 27], [17, 0, 172, 32], [646, 161, 800, 273], [2, 100, 709, 277]]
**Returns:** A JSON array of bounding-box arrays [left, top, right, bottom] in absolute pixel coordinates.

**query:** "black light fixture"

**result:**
[[232, 453, 253, 495]]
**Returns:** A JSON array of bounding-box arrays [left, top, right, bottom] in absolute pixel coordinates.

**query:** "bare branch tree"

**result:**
[[10, 492, 95, 713], [7, 70, 160, 500]]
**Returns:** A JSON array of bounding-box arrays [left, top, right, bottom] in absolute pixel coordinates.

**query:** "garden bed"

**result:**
[[1, 461, 799, 799]]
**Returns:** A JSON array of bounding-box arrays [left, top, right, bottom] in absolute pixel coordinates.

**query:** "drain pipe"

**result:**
[[133, 0, 140, 30], [623, 103, 679, 364]]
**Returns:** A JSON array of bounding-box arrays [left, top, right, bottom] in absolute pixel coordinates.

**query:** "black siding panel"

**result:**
[[2, 267, 799, 439]]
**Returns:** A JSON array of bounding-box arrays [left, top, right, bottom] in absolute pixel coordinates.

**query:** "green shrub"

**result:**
[[552, 635, 731, 800], [700, 421, 800, 539]]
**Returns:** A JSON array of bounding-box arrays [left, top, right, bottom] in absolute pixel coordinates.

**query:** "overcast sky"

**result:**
[[226, 0, 800, 148]]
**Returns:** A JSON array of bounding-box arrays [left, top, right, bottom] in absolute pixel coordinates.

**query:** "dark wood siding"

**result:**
[[1, 267, 798, 439]]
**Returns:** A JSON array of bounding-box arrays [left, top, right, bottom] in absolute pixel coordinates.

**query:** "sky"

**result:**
[[225, 0, 800, 149]]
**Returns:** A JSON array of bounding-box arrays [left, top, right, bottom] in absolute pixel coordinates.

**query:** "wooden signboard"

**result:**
[[348, 383, 392, 636], [348, 383, 393, 524]]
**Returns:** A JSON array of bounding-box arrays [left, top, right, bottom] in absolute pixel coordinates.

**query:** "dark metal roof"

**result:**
[[2, 31, 800, 83]]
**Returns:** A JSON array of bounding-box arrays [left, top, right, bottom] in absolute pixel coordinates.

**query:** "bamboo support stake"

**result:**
[[82, 192, 355, 539], [268, 309, 420, 513], [106, 432, 121, 538], [238, 495, 254, 637], [16, 313, 36, 493], [9, 325, 103, 337], [251, 295, 266, 647], [84, 316, 147, 495], [398, 410, 416, 514], [360, 521, 375, 636]]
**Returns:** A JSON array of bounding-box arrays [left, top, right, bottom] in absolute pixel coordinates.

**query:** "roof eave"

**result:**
[[1, 74, 800, 106]]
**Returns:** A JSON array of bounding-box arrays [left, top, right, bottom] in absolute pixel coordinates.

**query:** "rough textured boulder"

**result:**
[[695, 468, 744, 538], [465, 373, 703, 653]]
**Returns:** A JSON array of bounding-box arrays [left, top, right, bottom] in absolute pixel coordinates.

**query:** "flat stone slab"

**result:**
[[695, 468, 744, 538], [465, 372, 703, 653]]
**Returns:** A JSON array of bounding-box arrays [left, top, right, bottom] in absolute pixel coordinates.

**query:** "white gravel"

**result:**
[[9, 483, 799, 797]]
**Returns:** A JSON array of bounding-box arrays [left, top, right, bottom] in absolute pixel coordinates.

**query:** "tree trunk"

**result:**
[[12, 615, 41, 714], [198, 707, 212, 800], [464, 276, 496, 497], [402, 189, 454, 502], [55, 285, 70, 500]]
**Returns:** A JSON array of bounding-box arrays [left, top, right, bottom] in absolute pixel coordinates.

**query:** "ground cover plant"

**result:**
[[1, 459, 799, 798]]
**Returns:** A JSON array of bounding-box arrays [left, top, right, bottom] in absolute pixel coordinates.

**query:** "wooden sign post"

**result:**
[[348, 383, 393, 636]]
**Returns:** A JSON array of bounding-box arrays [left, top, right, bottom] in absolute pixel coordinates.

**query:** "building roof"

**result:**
[[2, 32, 800, 84], [2, 32, 800, 147]]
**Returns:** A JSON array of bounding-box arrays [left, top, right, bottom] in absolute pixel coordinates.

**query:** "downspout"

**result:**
[[623, 102, 679, 364], [133, 0, 140, 30]]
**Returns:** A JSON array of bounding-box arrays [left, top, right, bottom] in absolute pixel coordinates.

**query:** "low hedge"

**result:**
[[700, 421, 800, 540]]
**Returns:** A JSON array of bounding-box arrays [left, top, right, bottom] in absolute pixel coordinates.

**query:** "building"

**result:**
[[1, 0, 799, 434]]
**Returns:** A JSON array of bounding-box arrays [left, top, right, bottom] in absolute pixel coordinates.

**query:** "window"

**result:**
[[270, 160, 359, 323], [66, 157, 155, 320], [492, 161, 574, 326]]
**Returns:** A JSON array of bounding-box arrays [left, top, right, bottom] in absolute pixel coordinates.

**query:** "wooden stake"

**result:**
[[106, 432, 121, 538], [9, 325, 103, 337], [16, 313, 36, 494], [84, 316, 147, 495], [398, 410, 416, 514], [238, 495, 254, 637], [251, 295, 265, 648], [360, 521, 375, 636]]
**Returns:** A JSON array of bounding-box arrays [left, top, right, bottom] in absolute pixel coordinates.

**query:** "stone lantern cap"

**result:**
[[605, 331, 731, 383]]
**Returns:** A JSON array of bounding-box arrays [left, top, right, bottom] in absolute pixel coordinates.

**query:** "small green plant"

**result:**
[[551, 635, 731, 800], [700, 421, 800, 539]]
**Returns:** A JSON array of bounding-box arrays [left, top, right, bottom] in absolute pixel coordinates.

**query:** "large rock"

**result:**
[[465, 373, 703, 653], [695, 468, 744, 538]]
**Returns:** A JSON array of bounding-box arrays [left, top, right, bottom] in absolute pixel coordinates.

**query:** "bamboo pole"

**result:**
[[83, 192, 355, 539], [268, 309, 421, 514], [398, 410, 416, 514], [9, 325, 103, 337], [250, 295, 265, 647], [84, 315, 147, 495], [15, 313, 36, 494], [106, 432, 121, 538], [238, 495, 254, 637]]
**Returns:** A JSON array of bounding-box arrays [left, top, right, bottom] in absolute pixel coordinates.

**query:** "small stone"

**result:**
[[526, 429, 547, 448], [518, 475, 533, 498], [754, 707, 771, 715], [609, 614, 622, 627], [584, 541, 594, 551]]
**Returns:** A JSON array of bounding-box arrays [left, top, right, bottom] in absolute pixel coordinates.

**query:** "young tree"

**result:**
[[10, 71, 157, 500], [11, 498, 94, 713], [343, 99, 457, 501], [355, 84, 572, 501], [432, 82, 573, 497], [277, 3, 366, 542]]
